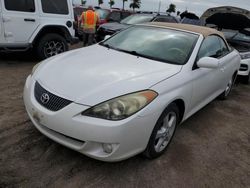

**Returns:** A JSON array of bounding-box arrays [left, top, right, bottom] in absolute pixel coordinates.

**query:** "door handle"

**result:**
[[24, 18, 35, 22]]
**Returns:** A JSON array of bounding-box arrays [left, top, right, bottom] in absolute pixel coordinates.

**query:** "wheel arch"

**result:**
[[32, 25, 71, 46], [233, 70, 238, 81], [170, 99, 185, 124]]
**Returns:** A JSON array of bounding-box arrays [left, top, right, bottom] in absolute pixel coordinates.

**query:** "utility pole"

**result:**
[[158, 0, 161, 13]]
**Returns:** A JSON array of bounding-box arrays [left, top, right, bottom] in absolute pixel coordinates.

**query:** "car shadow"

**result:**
[[0, 50, 38, 64]]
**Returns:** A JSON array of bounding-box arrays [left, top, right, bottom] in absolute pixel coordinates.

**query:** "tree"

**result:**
[[166, 3, 176, 14], [180, 11, 199, 20], [81, 0, 86, 5], [98, 0, 103, 6], [129, 0, 141, 11], [109, 0, 115, 8], [122, 0, 127, 10]]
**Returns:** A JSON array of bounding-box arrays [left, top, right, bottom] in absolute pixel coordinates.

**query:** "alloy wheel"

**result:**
[[154, 111, 177, 153], [44, 40, 65, 58]]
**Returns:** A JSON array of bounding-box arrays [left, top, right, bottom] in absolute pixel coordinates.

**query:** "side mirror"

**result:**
[[104, 35, 111, 40], [197, 57, 219, 69]]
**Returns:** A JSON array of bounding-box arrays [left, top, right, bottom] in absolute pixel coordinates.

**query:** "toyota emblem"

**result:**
[[40, 93, 50, 104]]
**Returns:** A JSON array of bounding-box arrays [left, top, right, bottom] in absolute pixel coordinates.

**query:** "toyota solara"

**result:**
[[23, 23, 240, 162]]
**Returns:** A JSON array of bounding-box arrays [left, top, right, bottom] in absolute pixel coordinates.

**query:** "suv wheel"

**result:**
[[36, 33, 68, 60]]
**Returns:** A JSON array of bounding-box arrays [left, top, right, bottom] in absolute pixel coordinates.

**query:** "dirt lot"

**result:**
[[0, 49, 250, 188]]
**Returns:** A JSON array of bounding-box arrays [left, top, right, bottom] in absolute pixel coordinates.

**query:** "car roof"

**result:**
[[143, 22, 225, 38]]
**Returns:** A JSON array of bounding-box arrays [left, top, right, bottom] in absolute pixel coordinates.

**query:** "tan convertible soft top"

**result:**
[[143, 22, 225, 39]]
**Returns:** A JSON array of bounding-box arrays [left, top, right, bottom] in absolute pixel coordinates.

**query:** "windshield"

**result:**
[[120, 14, 154, 25], [96, 9, 110, 19], [234, 32, 250, 42], [100, 26, 198, 65], [223, 30, 250, 43]]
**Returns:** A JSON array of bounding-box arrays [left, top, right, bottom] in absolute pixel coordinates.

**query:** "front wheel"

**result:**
[[143, 103, 180, 159], [36, 33, 68, 60]]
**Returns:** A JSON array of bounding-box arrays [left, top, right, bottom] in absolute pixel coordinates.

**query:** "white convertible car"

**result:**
[[23, 23, 240, 162]]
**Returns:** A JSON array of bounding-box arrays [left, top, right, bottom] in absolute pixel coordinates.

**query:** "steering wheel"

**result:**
[[166, 48, 187, 63]]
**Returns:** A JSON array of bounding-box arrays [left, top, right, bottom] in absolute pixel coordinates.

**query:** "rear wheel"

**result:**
[[143, 103, 179, 159], [36, 33, 68, 60]]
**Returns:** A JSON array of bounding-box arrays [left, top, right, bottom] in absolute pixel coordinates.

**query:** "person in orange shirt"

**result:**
[[80, 6, 100, 46]]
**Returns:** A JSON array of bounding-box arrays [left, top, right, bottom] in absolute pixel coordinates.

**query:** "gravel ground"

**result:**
[[0, 49, 250, 188]]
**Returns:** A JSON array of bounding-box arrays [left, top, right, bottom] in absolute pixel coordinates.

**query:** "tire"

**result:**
[[218, 74, 235, 100], [143, 103, 180, 159], [242, 73, 250, 84], [36, 33, 68, 60]]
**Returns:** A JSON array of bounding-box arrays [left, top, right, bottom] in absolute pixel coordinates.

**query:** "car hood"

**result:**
[[201, 6, 250, 30], [34, 45, 182, 106], [100, 22, 129, 31]]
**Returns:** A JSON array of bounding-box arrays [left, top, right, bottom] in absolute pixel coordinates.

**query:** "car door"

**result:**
[[190, 35, 226, 110], [2, 0, 40, 43], [216, 37, 235, 87]]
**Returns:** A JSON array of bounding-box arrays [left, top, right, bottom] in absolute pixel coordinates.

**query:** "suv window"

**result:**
[[4, 0, 35, 12], [198, 35, 227, 60], [41, 0, 69, 15], [154, 16, 177, 23]]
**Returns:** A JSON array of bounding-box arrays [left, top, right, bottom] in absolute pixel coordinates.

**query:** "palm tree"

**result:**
[[129, 0, 141, 12], [122, 0, 127, 10], [81, 0, 86, 5], [98, 0, 103, 6], [109, 0, 115, 8], [166, 3, 176, 14]]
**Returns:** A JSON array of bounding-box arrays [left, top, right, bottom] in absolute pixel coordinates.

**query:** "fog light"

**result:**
[[102, 143, 113, 154]]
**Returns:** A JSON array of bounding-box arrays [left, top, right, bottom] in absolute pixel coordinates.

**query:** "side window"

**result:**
[[108, 12, 121, 22], [197, 35, 224, 60], [41, 0, 69, 15], [154, 17, 177, 23], [218, 37, 230, 56], [4, 0, 35, 12]]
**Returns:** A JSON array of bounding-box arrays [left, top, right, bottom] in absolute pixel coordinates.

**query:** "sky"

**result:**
[[73, 0, 250, 16]]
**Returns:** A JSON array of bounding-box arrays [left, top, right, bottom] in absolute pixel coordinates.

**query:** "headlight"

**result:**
[[82, 90, 158, 120], [240, 52, 250, 60], [31, 63, 41, 76]]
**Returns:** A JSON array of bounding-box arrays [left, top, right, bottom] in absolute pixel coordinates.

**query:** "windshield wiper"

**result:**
[[117, 49, 141, 56], [100, 43, 111, 49]]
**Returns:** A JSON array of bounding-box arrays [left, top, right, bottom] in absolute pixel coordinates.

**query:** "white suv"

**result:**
[[0, 0, 78, 59]]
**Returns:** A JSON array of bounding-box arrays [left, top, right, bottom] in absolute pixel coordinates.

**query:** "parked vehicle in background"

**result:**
[[223, 29, 250, 83], [96, 13, 179, 42], [0, 0, 77, 60], [201, 6, 250, 83], [95, 8, 133, 26], [75, 8, 132, 40], [24, 23, 240, 162]]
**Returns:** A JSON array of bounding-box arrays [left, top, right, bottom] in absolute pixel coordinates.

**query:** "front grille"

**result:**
[[34, 82, 72, 111], [239, 64, 248, 71]]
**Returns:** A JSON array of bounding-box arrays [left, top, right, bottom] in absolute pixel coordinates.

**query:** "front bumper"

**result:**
[[23, 76, 159, 162], [238, 58, 250, 76]]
